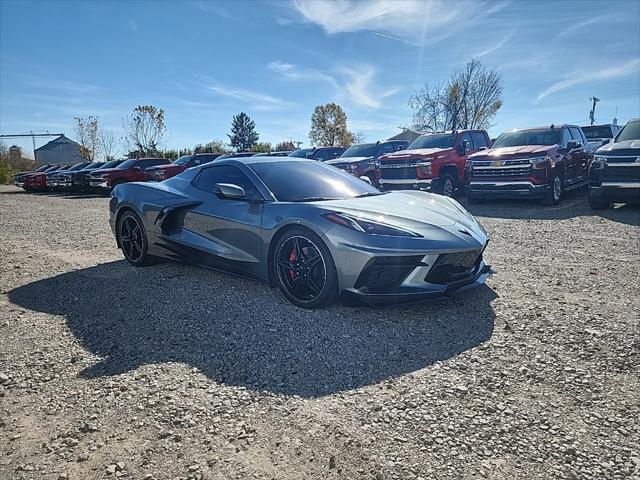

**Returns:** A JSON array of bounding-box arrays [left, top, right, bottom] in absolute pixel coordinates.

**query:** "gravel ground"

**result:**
[[1, 184, 639, 480]]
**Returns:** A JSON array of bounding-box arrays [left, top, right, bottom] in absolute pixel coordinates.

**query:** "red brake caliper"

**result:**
[[288, 250, 297, 280]]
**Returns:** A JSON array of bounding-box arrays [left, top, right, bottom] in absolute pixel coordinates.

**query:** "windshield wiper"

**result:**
[[290, 197, 335, 202], [354, 192, 387, 198]]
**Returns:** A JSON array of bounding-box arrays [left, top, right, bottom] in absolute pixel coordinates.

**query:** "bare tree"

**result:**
[[122, 105, 167, 157], [349, 131, 367, 145], [74, 116, 100, 160], [100, 130, 116, 160], [409, 59, 503, 132]]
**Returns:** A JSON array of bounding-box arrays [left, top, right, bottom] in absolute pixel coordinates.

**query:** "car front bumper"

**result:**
[[379, 178, 434, 191], [343, 261, 492, 305], [589, 182, 640, 203], [467, 180, 549, 198]]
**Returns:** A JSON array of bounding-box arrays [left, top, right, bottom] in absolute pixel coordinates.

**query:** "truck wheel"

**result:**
[[542, 172, 563, 206], [433, 174, 455, 197], [588, 194, 611, 210]]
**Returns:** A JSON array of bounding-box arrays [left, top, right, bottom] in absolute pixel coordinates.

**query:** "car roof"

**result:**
[[230, 156, 313, 166]]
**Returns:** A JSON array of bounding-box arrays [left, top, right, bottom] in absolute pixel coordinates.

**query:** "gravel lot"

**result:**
[[1, 184, 639, 480]]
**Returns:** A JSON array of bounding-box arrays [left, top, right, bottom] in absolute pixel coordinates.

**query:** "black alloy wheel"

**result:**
[[274, 229, 338, 308], [118, 211, 154, 266]]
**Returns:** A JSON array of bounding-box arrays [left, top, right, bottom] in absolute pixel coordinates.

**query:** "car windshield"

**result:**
[[409, 134, 456, 149], [616, 120, 640, 142], [250, 160, 382, 202], [117, 159, 137, 169], [289, 149, 314, 158], [492, 128, 561, 148], [173, 155, 192, 165], [68, 163, 88, 171], [341, 144, 378, 158], [582, 126, 614, 139], [35, 165, 50, 172], [98, 160, 122, 169], [83, 162, 104, 169]]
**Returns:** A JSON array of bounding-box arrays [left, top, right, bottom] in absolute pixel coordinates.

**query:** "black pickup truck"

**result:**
[[588, 118, 640, 209]]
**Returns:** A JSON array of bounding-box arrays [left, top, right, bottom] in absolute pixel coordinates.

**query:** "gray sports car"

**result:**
[[109, 157, 491, 308]]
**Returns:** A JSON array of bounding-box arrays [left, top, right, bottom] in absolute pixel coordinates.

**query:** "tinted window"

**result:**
[[290, 149, 314, 158], [193, 154, 219, 165], [99, 160, 123, 169], [250, 160, 381, 202], [173, 155, 193, 165], [117, 159, 136, 169], [569, 127, 585, 145], [459, 132, 473, 149], [380, 143, 396, 154], [492, 128, 562, 148], [582, 126, 615, 139], [409, 134, 456, 149], [471, 132, 488, 149], [341, 144, 378, 158], [616, 120, 640, 142], [194, 165, 258, 197], [315, 149, 331, 161]]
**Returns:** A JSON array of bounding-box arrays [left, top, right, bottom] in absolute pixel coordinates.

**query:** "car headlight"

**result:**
[[324, 213, 421, 237], [594, 156, 608, 163], [416, 161, 431, 176]]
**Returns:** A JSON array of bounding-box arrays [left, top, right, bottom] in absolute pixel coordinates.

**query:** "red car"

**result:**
[[377, 130, 490, 196], [89, 158, 170, 192], [23, 165, 71, 191], [144, 153, 220, 181]]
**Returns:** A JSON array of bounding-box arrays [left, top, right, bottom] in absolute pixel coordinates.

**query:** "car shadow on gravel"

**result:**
[[9, 260, 497, 397], [461, 195, 640, 226]]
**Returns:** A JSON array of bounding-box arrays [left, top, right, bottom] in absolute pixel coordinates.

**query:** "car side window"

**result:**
[[569, 127, 584, 146], [560, 128, 571, 147], [471, 132, 488, 149], [380, 143, 395, 155], [193, 165, 258, 198], [459, 132, 474, 149], [395, 142, 407, 151], [315, 150, 329, 161]]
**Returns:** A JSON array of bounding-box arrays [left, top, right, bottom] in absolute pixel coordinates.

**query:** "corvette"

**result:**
[[109, 158, 491, 308]]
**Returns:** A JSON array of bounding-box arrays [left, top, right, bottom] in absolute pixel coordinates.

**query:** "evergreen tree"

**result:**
[[227, 112, 259, 151]]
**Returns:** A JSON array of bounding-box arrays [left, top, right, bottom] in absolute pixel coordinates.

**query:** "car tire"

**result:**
[[433, 173, 456, 197], [542, 171, 563, 206], [273, 228, 338, 309], [117, 210, 156, 267], [588, 194, 611, 209]]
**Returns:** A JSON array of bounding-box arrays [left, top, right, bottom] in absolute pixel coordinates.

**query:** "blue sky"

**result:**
[[1, 0, 639, 157]]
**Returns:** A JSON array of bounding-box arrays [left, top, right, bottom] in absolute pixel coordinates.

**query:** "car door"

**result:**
[[569, 127, 588, 185], [180, 164, 265, 277]]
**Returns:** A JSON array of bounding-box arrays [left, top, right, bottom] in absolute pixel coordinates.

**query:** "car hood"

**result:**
[[326, 156, 372, 165], [596, 139, 640, 153], [320, 191, 476, 228], [317, 191, 486, 247], [380, 147, 450, 160], [470, 145, 556, 159]]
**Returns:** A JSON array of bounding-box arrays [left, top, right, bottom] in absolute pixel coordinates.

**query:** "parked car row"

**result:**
[[14, 120, 639, 209]]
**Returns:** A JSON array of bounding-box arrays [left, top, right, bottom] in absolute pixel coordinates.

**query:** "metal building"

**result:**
[[34, 135, 85, 166]]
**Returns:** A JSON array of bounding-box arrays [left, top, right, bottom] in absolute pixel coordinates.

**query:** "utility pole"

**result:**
[[589, 97, 600, 126], [0, 132, 64, 161]]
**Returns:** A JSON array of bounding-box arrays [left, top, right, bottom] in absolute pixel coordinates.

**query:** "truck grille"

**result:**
[[471, 158, 531, 177], [380, 166, 418, 179]]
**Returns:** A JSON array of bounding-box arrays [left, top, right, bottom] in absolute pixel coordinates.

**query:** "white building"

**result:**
[[34, 135, 85, 166]]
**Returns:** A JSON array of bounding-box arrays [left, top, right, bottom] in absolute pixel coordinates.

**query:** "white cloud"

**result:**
[[475, 29, 516, 58], [208, 84, 293, 111], [537, 58, 640, 101], [268, 61, 399, 109], [338, 65, 400, 109], [289, 0, 506, 43]]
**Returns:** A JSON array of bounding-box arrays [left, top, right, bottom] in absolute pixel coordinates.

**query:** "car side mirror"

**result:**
[[359, 176, 372, 185], [478, 146, 487, 151], [567, 140, 581, 150], [602, 139, 611, 145], [215, 183, 246, 200]]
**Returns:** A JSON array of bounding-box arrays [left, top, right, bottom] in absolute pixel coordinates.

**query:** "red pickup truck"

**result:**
[[89, 158, 170, 192], [377, 130, 490, 196]]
